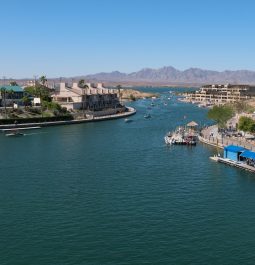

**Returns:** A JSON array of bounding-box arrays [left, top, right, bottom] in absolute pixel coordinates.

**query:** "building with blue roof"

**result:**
[[0, 85, 24, 106], [240, 150, 255, 160], [224, 145, 247, 162]]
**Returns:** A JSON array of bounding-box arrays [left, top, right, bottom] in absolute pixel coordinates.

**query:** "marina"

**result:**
[[210, 145, 255, 172], [2, 87, 255, 265]]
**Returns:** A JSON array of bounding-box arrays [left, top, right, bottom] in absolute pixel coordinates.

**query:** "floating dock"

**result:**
[[210, 156, 255, 173]]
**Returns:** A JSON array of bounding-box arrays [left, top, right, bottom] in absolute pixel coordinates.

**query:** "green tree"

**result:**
[[129, 94, 136, 101], [9, 81, 18, 86], [207, 105, 234, 128], [238, 116, 255, 133], [22, 95, 31, 109]]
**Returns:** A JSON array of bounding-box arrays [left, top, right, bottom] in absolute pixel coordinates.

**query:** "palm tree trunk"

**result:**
[[4, 91, 7, 119]]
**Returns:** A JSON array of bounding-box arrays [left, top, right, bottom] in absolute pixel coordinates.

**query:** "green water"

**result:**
[[1, 88, 255, 265]]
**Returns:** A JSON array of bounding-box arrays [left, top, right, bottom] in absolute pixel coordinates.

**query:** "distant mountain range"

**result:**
[[81, 66, 255, 85]]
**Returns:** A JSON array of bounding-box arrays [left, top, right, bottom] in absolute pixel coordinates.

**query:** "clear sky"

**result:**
[[1, 0, 255, 78]]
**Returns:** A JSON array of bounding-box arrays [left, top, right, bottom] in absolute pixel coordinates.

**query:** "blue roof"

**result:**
[[0, 85, 23, 92], [224, 145, 247, 153], [240, 150, 255, 160]]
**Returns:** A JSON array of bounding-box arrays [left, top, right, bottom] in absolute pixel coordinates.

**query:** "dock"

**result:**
[[210, 156, 255, 173]]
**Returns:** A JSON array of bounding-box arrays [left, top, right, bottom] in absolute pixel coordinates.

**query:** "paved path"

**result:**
[[200, 125, 255, 151]]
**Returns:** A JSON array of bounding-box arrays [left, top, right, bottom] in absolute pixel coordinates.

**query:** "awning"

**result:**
[[187, 121, 198, 127], [224, 145, 247, 153], [240, 150, 255, 160]]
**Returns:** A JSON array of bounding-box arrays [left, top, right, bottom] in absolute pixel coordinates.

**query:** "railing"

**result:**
[[200, 125, 255, 151]]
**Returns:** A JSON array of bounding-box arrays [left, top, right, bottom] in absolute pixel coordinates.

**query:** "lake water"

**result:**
[[1, 88, 255, 265]]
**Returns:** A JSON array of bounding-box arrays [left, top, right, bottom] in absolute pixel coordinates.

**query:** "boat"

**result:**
[[165, 126, 197, 145], [124, 118, 133, 123], [5, 129, 24, 137], [2, 126, 41, 137], [144, 114, 151, 119]]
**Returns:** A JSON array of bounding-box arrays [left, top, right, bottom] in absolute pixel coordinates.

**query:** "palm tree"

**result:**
[[116, 84, 122, 104], [9, 81, 18, 86], [39, 75, 48, 87], [0, 87, 7, 119], [78, 79, 86, 88], [82, 84, 89, 116], [8, 89, 14, 109]]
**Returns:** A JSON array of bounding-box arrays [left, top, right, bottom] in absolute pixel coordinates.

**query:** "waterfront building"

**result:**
[[0, 85, 24, 107], [52, 82, 121, 111], [224, 145, 247, 161], [185, 84, 255, 104]]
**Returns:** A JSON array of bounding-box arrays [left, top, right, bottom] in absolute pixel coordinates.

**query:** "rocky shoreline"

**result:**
[[120, 89, 158, 100]]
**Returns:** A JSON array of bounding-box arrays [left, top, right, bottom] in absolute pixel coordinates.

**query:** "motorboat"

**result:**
[[144, 114, 151, 119], [165, 126, 197, 146], [124, 118, 133, 123], [5, 130, 24, 137], [2, 126, 41, 137]]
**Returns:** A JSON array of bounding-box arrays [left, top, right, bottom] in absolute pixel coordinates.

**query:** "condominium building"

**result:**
[[52, 82, 121, 111], [184, 84, 255, 104]]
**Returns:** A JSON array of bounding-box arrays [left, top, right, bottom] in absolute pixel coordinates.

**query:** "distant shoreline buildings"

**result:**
[[183, 84, 255, 105]]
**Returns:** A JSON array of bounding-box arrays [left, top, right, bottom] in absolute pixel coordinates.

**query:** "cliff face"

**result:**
[[85, 66, 255, 84]]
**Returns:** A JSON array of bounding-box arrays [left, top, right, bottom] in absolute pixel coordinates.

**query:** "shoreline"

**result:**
[[199, 125, 255, 152], [0, 107, 136, 130]]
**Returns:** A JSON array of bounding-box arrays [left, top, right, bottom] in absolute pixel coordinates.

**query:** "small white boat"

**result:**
[[124, 118, 133, 123], [144, 114, 151, 119], [210, 155, 219, 161], [2, 126, 41, 137], [5, 130, 24, 137]]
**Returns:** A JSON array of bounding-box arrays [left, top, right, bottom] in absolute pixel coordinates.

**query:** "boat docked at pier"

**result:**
[[164, 121, 198, 146], [2, 126, 41, 137]]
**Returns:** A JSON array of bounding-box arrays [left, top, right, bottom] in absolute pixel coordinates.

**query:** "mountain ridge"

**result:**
[[83, 66, 255, 85]]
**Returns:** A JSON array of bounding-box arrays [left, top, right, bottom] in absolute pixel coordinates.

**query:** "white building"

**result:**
[[52, 82, 120, 111]]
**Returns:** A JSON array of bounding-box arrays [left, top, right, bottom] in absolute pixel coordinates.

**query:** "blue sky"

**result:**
[[1, 0, 255, 78]]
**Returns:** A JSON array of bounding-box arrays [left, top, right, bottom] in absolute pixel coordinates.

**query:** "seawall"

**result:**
[[0, 107, 136, 129]]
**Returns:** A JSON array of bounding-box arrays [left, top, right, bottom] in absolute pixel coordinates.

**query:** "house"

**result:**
[[52, 82, 120, 111], [0, 85, 24, 106]]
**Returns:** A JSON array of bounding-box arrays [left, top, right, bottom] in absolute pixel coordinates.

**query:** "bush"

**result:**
[[238, 116, 255, 133], [0, 115, 74, 125], [130, 94, 136, 101], [207, 105, 234, 128]]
